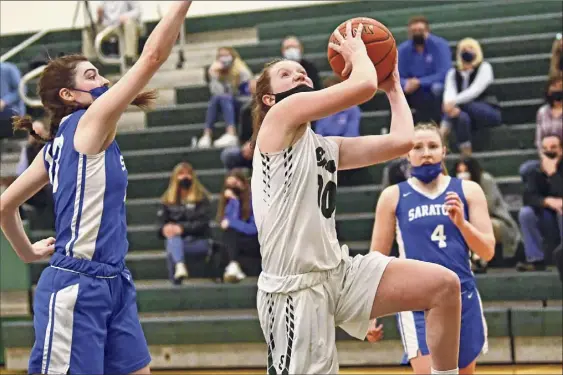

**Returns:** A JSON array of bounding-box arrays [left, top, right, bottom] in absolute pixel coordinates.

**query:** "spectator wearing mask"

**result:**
[[517, 135, 563, 271], [198, 47, 253, 149], [550, 33, 562, 79], [398, 16, 451, 124], [441, 38, 501, 156], [519, 76, 563, 178], [281, 35, 322, 91], [217, 169, 260, 283], [157, 162, 212, 284], [0, 62, 25, 139], [314, 75, 361, 137], [454, 157, 521, 272], [220, 76, 258, 171]]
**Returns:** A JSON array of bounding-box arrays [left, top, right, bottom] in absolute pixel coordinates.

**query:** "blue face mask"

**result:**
[[73, 85, 109, 100], [411, 162, 443, 183], [461, 51, 475, 63]]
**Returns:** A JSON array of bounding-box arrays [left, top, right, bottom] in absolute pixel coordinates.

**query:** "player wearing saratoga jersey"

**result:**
[[0, 2, 193, 374], [367, 122, 495, 375]]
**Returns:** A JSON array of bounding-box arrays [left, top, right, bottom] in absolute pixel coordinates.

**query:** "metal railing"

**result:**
[[0, 29, 49, 63], [19, 65, 45, 107], [94, 24, 127, 74]]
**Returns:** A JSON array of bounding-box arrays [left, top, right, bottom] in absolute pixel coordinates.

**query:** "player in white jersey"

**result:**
[[250, 22, 462, 375]]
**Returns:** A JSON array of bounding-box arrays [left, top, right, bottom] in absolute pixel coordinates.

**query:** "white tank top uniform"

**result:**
[[252, 127, 393, 374]]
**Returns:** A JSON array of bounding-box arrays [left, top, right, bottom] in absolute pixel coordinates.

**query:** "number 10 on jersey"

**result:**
[[317, 174, 337, 219]]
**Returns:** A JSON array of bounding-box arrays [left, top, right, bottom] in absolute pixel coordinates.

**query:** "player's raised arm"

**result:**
[[263, 22, 378, 131], [75, 1, 193, 155], [329, 58, 415, 171]]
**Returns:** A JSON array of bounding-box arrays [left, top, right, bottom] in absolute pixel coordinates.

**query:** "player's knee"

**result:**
[[435, 268, 461, 305]]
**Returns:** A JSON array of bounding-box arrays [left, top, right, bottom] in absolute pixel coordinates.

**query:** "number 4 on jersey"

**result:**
[[431, 224, 447, 248]]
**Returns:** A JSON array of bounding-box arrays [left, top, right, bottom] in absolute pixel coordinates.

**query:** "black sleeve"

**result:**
[[180, 198, 211, 236], [156, 204, 171, 239], [522, 169, 547, 209]]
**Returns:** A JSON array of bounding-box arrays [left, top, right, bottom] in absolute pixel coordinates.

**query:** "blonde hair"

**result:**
[[217, 46, 252, 93], [550, 38, 562, 78], [413, 122, 449, 176], [161, 162, 210, 205], [456, 38, 484, 70]]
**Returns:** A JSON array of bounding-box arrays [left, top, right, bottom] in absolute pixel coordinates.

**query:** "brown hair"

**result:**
[[413, 122, 448, 175], [216, 168, 251, 222], [408, 15, 429, 27], [549, 37, 562, 79], [250, 58, 284, 152], [161, 162, 210, 206], [12, 54, 157, 141], [545, 74, 563, 95]]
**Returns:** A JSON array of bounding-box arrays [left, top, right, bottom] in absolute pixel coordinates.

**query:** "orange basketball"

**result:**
[[327, 17, 396, 82]]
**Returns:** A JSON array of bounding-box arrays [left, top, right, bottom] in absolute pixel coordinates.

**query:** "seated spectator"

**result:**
[[381, 157, 410, 189], [220, 76, 257, 171], [517, 135, 563, 271], [441, 38, 501, 156], [398, 16, 451, 124], [314, 75, 361, 137], [550, 33, 562, 78], [16, 119, 54, 230], [0, 62, 25, 139], [217, 169, 260, 283], [82, 1, 143, 67], [453, 157, 521, 272], [157, 162, 212, 284], [281, 35, 322, 90], [519, 75, 563, 178], [198, 47, 253, 149]]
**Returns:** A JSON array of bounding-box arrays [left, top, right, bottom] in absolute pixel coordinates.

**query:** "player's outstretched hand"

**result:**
[[378, 50, 400, 94], [366, 318, 384, 343], [329, 21, 367, 77], [31, 237, 55, 262], [445, 192, 465, 227]]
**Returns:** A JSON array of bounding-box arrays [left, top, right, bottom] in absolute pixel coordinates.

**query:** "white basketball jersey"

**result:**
[[251, 127, 343, 277]]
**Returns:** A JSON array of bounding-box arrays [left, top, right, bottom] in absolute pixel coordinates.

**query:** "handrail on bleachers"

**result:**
[[0, 29, 49, 63], [18, 65, 46, 108]]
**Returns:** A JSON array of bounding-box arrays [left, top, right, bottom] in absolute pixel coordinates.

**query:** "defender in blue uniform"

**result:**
[[0, 2, 193, 374], [368, 123, 495, 374]]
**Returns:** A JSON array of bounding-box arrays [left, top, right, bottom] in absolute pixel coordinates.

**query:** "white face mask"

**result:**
[[219, 55, 233, 67], [457, 171, 471, 180], [283, 47, 302, 62]]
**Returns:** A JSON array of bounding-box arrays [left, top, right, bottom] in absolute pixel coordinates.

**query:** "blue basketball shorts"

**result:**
[[28, 252, 151, 374], [395, 283, 488, 369]]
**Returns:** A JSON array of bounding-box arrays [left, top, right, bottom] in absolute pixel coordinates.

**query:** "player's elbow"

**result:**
[[140, 48, 165, 68], [482, 237, 496, 262]]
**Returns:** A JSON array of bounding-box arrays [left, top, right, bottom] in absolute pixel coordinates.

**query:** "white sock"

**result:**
[[431, 368, 459, 375]]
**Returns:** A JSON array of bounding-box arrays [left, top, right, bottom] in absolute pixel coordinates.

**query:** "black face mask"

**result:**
[[544, 151, 559, 160], [273, 84, 315, 104], [547, 91, 563, 106], [412, 34, 425, 46], [179, 178, 192, 189], [228, 186, 243, 196]]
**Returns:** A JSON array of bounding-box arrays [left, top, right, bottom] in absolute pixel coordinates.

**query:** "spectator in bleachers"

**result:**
[[517, 135, 563, 272], [0, 62, 25, 139], [381, 157, 409, 189], [281, 35, 322, 90], [220, 76, 257, 171], [398, 16, 451, 124], [454, 157, 520, 272], [15, 119, 54, 230], [82, 1, 143, 67], [519, 76, 563, 178], [549, 33, 562, 78], [314, 75, 361, 137], [217, 169, 260, 283], [441, 38, 501, 156], [157, 162, 212, 284], [198, 47, 253, 149]]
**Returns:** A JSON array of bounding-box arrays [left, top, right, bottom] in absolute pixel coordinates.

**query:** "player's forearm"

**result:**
[[458, 220, 495, 262], [349, 51, 378, 89], [0, 209, 36, 263], [386, 87, 414, 145]]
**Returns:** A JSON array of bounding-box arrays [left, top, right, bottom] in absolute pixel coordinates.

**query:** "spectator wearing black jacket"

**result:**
[[517, 135, 563, 271], [157, 162, 212, 283]]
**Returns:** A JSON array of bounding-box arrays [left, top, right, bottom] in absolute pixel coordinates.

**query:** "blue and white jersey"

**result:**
[[395, 176, 474, 287], [43, 109, 129, 265]]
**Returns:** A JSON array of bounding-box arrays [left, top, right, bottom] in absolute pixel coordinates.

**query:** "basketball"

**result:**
[[327, 17, 396, 82]]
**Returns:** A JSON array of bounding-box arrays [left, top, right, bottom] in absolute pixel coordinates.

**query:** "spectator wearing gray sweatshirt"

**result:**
[[441, 38, 501, 156]]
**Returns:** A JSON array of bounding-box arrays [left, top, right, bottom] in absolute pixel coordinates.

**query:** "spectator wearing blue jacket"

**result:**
[[0, 62, 25, 139], [314, 75, 361, 138], [398, 16, 452, 124], [217, 169, 261, 283]]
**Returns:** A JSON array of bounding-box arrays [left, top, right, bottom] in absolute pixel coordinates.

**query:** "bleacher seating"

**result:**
[[1, 0, 562, 370]]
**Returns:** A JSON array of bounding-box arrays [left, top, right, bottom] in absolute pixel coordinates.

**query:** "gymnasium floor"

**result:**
[[152, 364, 562, 374]]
